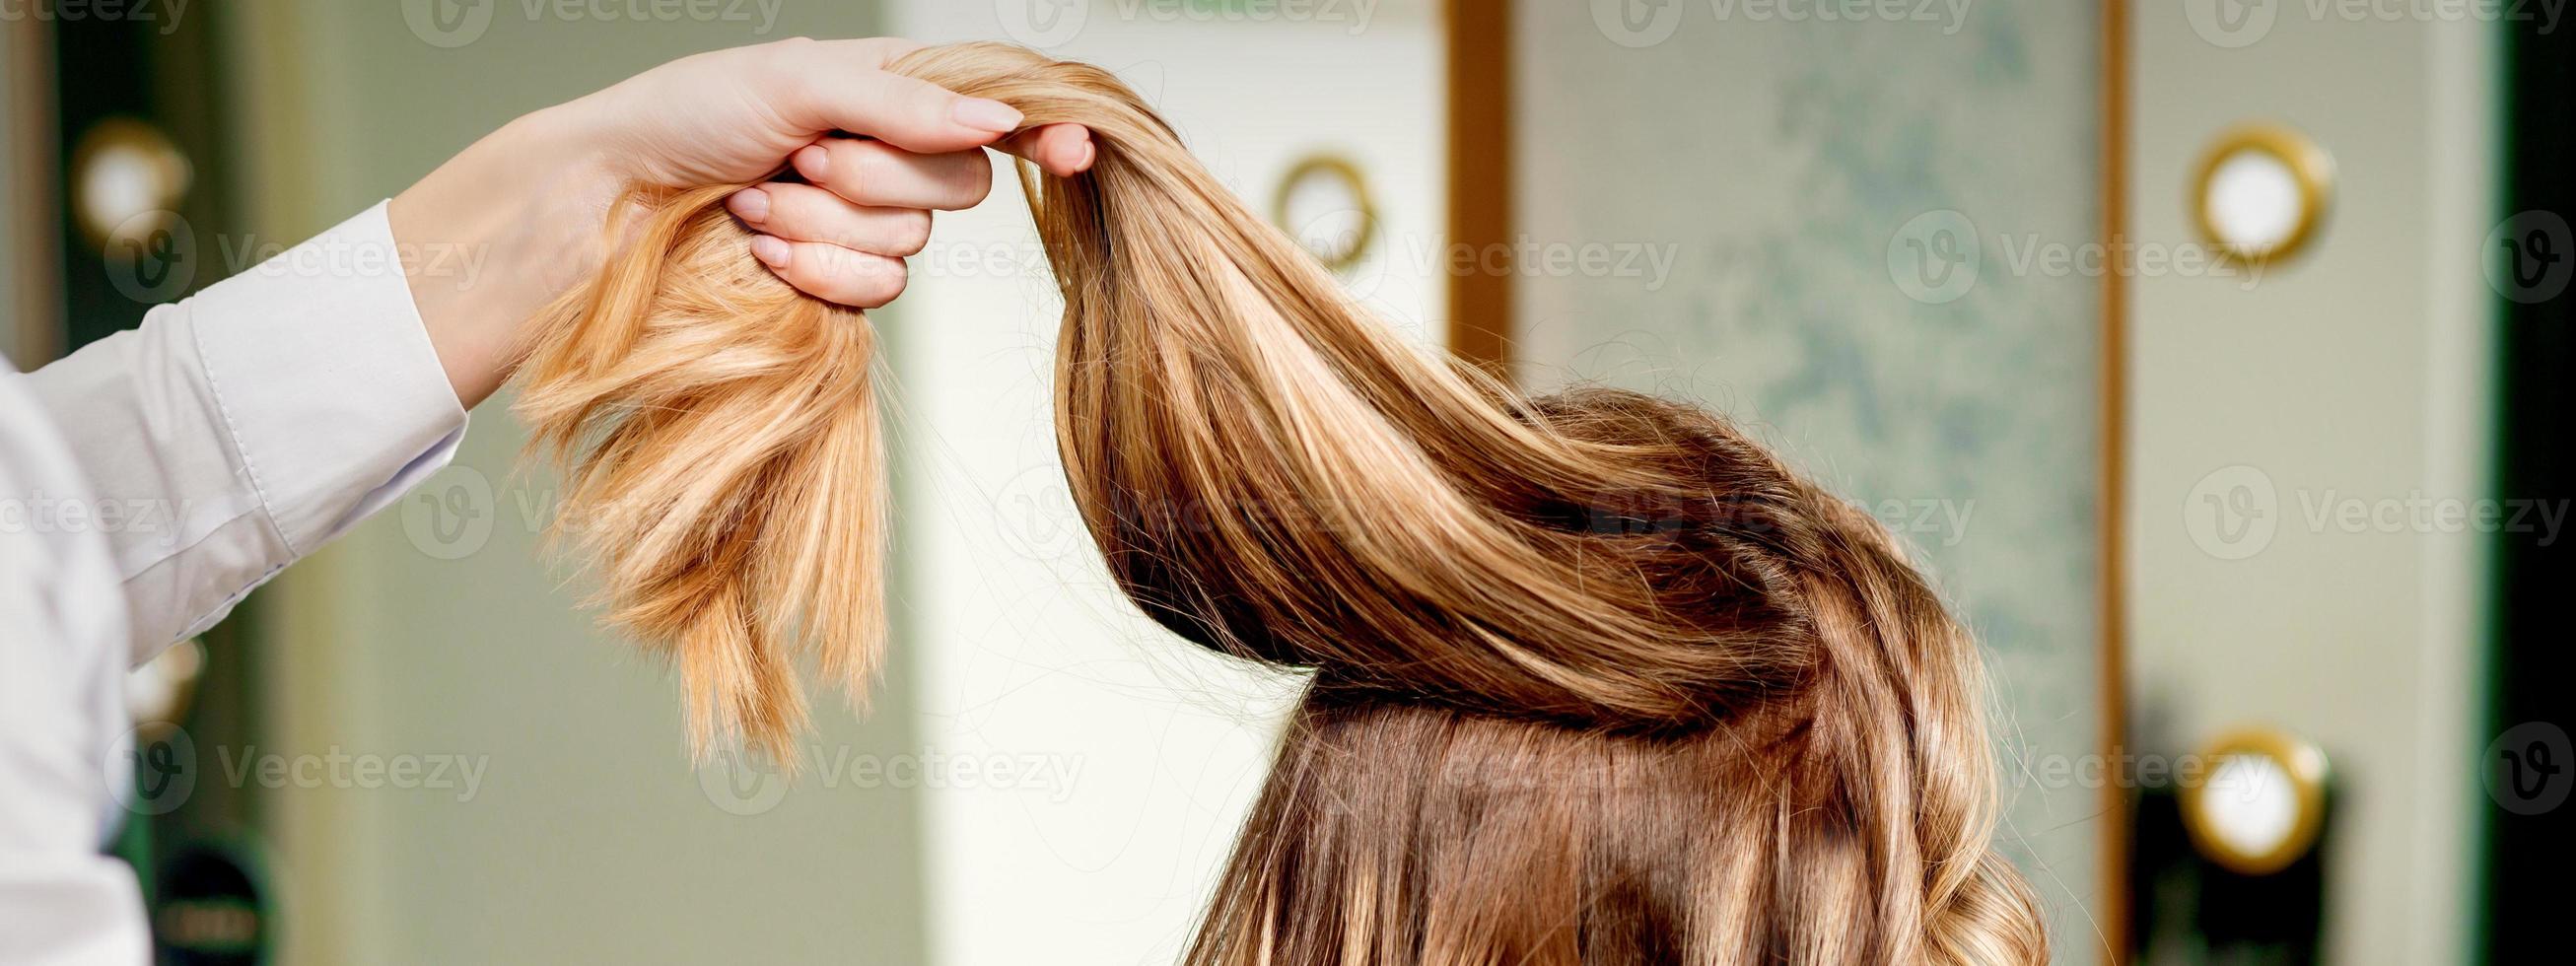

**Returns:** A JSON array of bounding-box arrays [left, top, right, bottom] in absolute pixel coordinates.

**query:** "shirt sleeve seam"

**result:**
[[184, 309, 302, 559]]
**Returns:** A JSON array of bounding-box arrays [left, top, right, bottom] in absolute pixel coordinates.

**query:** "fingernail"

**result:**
[[1077, 140, 1096, 172], [951, 98, 1022, 134], [729, 187, 771, 223], [750, 235, 791, 268], [793, 145, 829, 181]]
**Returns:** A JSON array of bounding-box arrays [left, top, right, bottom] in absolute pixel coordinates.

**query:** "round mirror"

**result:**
[[1271, 153, 1378, 273], [2192, 124, 2332, 265], [2183, 726, 2330, 875]]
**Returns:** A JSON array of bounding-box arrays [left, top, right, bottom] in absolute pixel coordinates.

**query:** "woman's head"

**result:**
[[1164, 389, 2046, 965], [520, 41, 2047, 964]]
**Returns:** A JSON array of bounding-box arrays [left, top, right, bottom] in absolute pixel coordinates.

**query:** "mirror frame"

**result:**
[[2181, 726, 2332, 875], [2191, 122, 2336, 266]]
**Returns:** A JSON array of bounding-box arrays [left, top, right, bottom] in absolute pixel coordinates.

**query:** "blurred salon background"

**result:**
[[4, 1, 2565, 963]]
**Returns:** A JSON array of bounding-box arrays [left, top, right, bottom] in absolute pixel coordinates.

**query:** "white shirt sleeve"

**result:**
[[0, 201, 468, 963], [21, 201, 469, 665], [0, 374, 150, 966]]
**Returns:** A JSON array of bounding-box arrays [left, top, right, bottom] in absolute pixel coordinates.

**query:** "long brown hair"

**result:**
[[518, 41, 2049, 964]]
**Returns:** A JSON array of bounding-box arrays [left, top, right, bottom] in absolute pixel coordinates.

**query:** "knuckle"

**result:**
[[820, 248, 907, 308], [848, 259, 906, 309], [832, 140, 888, 195], [893, 211, 934, 255]]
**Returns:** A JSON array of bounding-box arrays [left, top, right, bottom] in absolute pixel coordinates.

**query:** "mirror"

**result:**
[[2192, 124, 2333, 265], [2182, 727, 2331, 875], [1271, 153, 1378, 273]]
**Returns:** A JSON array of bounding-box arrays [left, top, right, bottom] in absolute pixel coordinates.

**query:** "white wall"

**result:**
[[2124, 7, 2496, 963], [879, 3, 1446, 962]]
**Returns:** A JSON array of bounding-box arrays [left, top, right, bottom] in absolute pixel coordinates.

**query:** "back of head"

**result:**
[[519, 41, 2048, 965]]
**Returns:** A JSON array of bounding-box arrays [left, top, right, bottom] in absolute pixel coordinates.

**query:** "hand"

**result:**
[[390, 36, 1094, 409]]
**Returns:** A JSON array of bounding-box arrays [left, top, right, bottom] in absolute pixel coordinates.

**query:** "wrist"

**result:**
[[391, 102, 620, 409]]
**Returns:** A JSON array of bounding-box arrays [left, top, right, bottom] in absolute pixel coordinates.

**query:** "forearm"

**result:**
[[390, 103, 622, 410]]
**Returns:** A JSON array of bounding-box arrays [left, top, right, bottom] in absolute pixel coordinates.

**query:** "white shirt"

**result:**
[[0, 203, 467, 963]]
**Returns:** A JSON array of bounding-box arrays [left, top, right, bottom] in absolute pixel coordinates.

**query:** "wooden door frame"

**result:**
[[2099, 2, 2132, 959], [1443, 0, 1510, 373]]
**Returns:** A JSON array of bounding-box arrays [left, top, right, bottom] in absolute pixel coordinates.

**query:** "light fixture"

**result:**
[[2182, 725, 2331, 875], [70, 117, 193, 248], [126, 638, 207, 735], [2192, 123, 2332, 266], [1271, 153, 1379, 274]]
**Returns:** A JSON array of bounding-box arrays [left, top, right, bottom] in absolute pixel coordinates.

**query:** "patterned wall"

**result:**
[[1515, 2, 2108, 958]]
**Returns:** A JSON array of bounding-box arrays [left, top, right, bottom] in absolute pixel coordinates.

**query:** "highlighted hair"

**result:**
[[517, 41, 2049, 965]]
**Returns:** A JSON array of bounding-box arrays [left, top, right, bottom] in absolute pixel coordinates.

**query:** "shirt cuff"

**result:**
[[188, 201, 469, 557]]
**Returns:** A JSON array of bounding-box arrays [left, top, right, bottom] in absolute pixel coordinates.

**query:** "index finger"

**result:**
[[757, 36, 1024, 155], [996, 124, 1096, 178]]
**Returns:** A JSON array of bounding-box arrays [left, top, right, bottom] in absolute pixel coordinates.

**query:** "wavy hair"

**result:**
[[516, 41, 2049, 965]]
